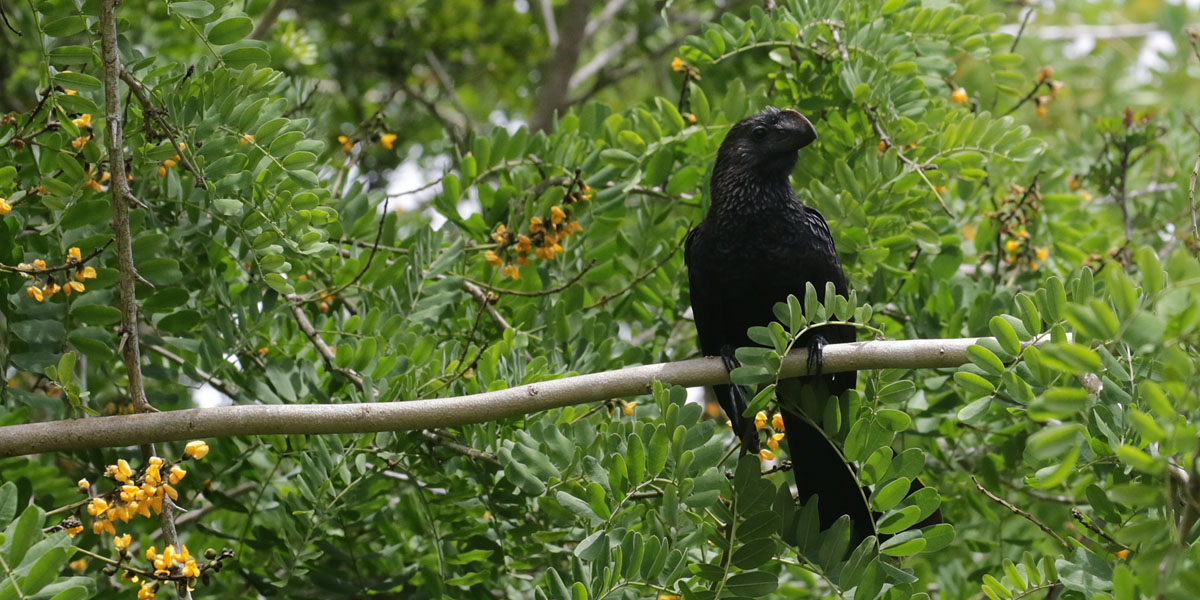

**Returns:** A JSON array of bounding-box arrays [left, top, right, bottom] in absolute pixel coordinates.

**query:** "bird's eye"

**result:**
[[752, 126, 768, 138]]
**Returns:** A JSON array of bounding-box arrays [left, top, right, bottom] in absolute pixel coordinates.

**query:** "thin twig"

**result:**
[[972, 476, 1070, 549], [0, 238, 112, 275], [585, 238, 684, 310], [1010, 6, 1037, 52], [287, 296, 366, 391], [422, 430, 501, 466], [1070, 508, 1130, 551], [310, 198, 389, 301], [466, 261, 596, 297], [145, 343, 239, 401], [865, 106, 952, 217], [118, 67, 206, 187]]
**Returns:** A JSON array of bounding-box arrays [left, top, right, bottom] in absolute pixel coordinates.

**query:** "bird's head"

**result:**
[[715, 107, 818, 175]]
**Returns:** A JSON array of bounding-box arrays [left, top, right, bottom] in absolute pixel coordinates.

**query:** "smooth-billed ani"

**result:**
[[685, 107, 873, 543]]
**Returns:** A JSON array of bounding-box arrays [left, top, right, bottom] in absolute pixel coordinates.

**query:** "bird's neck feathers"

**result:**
[[708, 149, 801, 223]]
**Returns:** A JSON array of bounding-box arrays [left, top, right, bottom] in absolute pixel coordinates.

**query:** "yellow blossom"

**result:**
[[240, 134, 254, 145], [162, 159, 177, 168], [771, 413, 784, 430], [1005, 239, 1020, 253], [501, 263, 520, 280], [69, 558, 87, 571], [950, 87, 968, 104], [671, 57, 684, 72], [1036, 104, 1047, 118], [725, 420, 732, 428], [754, 411, 767, 429], [76, 266, 97, 281], [32, 259, 46, 269], [72, 113, 92, 128], [67, 247, 82, 262], [516, 234, 532, 252], [1018, 229, 1029, 239], [62, 280, 83, 295], [757, 449, 775, 461], [622, 402, 636, 416], [684, 112, 697, 124], [114, 533, 132, 551], [0, 198, 11, 215], [516, 253, 529, 266], [27, 285, 43, 302], [485, 250, 503, 267], [138, 581, 156, 599], [1080, 190, 1092, 202], [87, 498, 109, 516], [962, 224, 976, 242], [1035, 247, 1048, 261], [185, 440, 210, 459], [551, 205, 566, 225], [66, 525, 83, 537], [77, 478, 89, 491], [43, 283, 60, 298], [380, 133, 397, 150], [183, 559, 200, 578], [529, 216, 543, 233], [169, 465, 187, 484], [71, 135, 89, 149], [1037, 65, 1054, 82], [491, 223, 508, 243], [1068, 177, 1080, 191], [1030, 262, 1039, 271], [157, 165, 167, 178]]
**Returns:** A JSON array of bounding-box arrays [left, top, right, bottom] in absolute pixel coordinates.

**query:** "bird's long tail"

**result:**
[[780, 404, 875, 545]]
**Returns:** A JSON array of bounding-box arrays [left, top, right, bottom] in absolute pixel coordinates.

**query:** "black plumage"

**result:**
[[685, 107, 873, 544]]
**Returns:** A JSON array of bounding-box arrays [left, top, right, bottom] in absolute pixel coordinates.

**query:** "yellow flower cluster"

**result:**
[[484, 190, 589, 280], [753, 411, 787, 462], [79, 442, 207, 538], [145, 544, 200, 578], [0, 197, 11, 215], [157, 143, 186, 178], [20, 247, 97, 302]]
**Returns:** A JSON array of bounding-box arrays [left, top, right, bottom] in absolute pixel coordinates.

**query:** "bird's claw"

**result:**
[[805, 335, 826, 377]]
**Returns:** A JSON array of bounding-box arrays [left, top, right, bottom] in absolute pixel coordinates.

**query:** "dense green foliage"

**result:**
[[2, 0, 1199, 598]]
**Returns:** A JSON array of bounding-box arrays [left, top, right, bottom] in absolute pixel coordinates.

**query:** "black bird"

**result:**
[[685, 107, 873, 543]]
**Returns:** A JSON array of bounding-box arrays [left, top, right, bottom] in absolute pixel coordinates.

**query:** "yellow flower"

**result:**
[[1036, 104, 1047, 118], [757, 449, 775, 461], [1005, 239, 1020, 253], [26, 285, 44, 302], [1035, 247, 1048, 261], [77, 478, 89, 491], [0, 198, 10, 215], [240, 134, 255, 145], [72, 113, 92, 128], [491, 223, 508, 243], [76, 266, 97, 281], [114, 533, 132, 551], [145, 546, 157, 561], [157, 166, 167, 178], [622, 402, 636, 416], [684, 112, 697, 124], [767, 432, 785, 451], [658, 594, 681, 600], [68, 247, 82, 262], [1018, 229, 1029, 239], [64, 88, 77, 96], [1030, 261, 1039, 271], [380, 133, 397, 150], [138, 581, 156, 599], [71, 135, 89, 149], [185, 440, 210, 459], [771, 413, 784, 430], [1037, 65, 1054, 82], [64, 280, 85, 295], [671, 57, 684, 72], [1080, 190, 1092, 202], [1068, 177, 1080, 191], [529, 216, 543, 233], [725, 420, 732, 428], [32, 259, 46, 269], [183, 559, 200, 578], [550, 205, 566, 225], [162, 159, 177, 168], [962, 224, 976, 242], [69, 558, 87, 570], [516, 234, 532, 252], [169, 465, 187, 484], [66, 525, 83, 537], [516, 253, 529, 266], [754, 411, 767, 429], [501, 263, 520, 280], [485, 250, 503, 267], [950, 87, 968, 104]]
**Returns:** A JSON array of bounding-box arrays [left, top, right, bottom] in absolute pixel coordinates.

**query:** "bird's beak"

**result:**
[[781, 109, 818, 148]]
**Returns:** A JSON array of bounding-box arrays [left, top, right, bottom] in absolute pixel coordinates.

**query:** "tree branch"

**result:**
[[0, 335, 1056, 457], [531, 0, 596, 132], [972, 476, 1071, 549]]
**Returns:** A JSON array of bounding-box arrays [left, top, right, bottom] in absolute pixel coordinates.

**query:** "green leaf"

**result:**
[[880, 530, 926, 556], [871, 477, 911, 512], [52, 72, 101, 93], [966, 345, 1005, 376], [170, 1, 215, 18], [1026, 423, 1084, 460], [725, 571, 779, 596], [954, 372, 995, 396], [207, 16, 254, 45], [1040, 343, 1102, 375], [989, 316, 1021, 355]]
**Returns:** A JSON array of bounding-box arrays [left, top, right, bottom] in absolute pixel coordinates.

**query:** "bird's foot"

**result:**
[[805, 335, 826, 377]]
